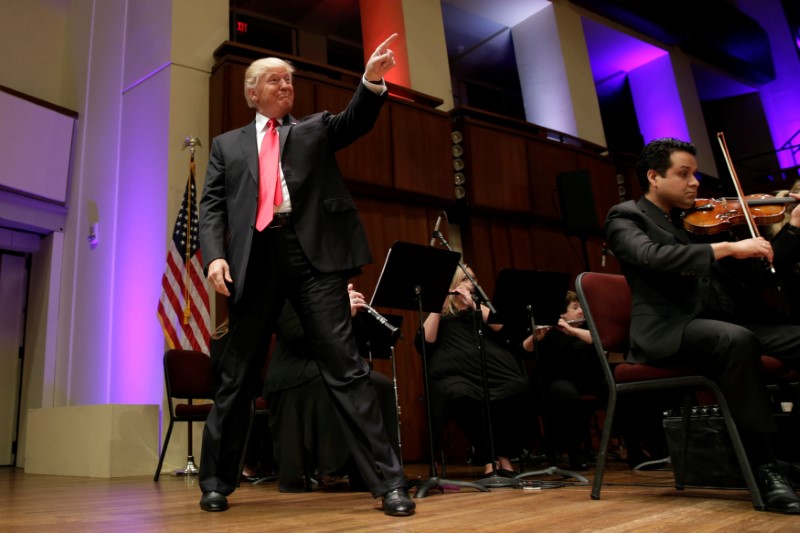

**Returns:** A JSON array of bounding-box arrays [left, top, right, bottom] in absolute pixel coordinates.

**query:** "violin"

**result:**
[[683, 194, 798, 235]]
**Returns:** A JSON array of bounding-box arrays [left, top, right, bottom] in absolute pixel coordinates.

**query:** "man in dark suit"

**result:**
[[198, 34, 415, 516], [605, 137, 800, 514]]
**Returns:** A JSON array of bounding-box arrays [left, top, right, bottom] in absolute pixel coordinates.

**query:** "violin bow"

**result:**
[[716, 131, 775, 273]]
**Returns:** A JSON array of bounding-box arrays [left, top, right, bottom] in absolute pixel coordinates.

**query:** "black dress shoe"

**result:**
[[776, 459, 800, 487], [200, 491, 228, 512], [381, 487, 416, 517], [755, 463, 800, 514]]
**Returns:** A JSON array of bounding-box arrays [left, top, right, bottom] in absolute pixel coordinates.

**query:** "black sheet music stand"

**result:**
[[355, 312, 406, 465], [371, 241, 489, 498], [355, 312, 403, 364], [490, 268, 589, 483]]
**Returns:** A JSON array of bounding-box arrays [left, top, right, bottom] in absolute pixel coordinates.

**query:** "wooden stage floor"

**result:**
[[3, 459, 800, 532]]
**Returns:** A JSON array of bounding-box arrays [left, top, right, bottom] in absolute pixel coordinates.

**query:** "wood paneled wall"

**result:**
[[209, 43, 622, 462]]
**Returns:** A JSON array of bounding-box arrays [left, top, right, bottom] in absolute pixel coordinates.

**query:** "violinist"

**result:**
[[605, 137, 800, 514]]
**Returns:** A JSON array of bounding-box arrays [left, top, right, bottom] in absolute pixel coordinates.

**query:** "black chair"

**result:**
[[154, 349, 214, 481], [575, 272, 766, 511]]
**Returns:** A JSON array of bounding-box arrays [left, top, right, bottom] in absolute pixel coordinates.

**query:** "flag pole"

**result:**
[[174, 136, 203, 478], [157, 135, 211, 354], [181, 137, 201, 325]]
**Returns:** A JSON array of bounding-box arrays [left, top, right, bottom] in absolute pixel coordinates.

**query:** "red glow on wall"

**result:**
[[359, 0, 410, 89]]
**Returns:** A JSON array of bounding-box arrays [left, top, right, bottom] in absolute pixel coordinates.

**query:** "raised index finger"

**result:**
[[376, 33, 398, 54]]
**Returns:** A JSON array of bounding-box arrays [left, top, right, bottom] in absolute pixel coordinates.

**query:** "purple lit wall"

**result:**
[[108, 67, 171, 406], [628, 55, 690, 144], [582, 18, 668, 84], [583, 18, 687, 144], [737, 0, 800, 169]]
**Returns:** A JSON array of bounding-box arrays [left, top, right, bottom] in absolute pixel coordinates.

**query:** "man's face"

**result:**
[[647, 150, 699, 211], [249, 67, 294, 118]]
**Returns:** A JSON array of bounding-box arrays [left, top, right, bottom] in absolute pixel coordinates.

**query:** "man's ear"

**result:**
[[647, 169, 660, 189]]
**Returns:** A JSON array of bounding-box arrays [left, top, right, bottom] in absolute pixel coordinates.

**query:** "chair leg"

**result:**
[[592, 392, 617, 500], [716, 394, 766, 511], [154, 419, 175, 482], [675, 393, 693, 490]]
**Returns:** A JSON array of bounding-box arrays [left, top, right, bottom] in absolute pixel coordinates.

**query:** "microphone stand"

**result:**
[[432, 231, 521, 489]]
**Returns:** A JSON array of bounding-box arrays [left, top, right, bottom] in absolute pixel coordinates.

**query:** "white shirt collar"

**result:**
[[255, 113, 283, 132]]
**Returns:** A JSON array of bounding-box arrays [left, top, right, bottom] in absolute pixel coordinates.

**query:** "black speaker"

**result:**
[[557, 169, 602, 236]]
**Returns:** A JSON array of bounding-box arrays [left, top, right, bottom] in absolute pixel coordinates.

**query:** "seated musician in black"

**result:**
[[605, 137, 800, 514], [415, 266, 538, 476], [265, 285, 399, 492], [536, 291, 604, 470]]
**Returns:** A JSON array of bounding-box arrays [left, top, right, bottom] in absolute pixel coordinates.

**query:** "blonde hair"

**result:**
[[243, 57, 296, 109], [441, 266, 474, 317]]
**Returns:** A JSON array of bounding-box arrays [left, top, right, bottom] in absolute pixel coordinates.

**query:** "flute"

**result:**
[[534, 318, 585, 330]]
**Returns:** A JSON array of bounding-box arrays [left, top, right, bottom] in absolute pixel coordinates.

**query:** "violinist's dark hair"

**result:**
[[636, 138, 697, 193]]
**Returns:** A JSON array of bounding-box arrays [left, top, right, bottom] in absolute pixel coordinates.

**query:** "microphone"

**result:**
[[430, 213, 443, 246]]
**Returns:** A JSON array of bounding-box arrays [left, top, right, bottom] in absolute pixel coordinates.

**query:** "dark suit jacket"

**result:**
[[606, 197, 800, 362], [199, 82, 383, 303]]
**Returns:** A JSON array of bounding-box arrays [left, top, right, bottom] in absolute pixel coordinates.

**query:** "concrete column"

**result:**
[[512, 1, 606, 146], [736, 0, 800, 168], [669, 53, 718, 177]]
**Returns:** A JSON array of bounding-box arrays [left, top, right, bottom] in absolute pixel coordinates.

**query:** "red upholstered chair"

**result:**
[[154, 349, 214, 481], [575, 272, 766, 511]]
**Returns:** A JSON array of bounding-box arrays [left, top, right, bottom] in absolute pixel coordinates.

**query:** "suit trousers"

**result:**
[[673, 319, 800, 433], [199, 220, 404, 498]]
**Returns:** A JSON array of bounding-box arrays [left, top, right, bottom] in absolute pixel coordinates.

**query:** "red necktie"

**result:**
[[255, 118, 283, 231]]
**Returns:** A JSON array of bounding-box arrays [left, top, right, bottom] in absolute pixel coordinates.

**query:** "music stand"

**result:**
[[355, 312, 406, 465], [490, 268, 589, 483], [371, 241, 489, 498]]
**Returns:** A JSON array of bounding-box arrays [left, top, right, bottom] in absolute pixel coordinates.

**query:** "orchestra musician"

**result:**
[[415, 266, 539, 476], [605, 137, 800, 514], [535, 291, 604, 470]]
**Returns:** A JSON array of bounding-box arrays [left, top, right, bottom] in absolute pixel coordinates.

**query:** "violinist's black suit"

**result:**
[[606, 197, 800, 432]]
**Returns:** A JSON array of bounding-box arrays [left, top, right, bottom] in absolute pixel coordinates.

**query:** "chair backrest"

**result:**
[[575, 272, 632, 354], [163, 349, 215, 401]]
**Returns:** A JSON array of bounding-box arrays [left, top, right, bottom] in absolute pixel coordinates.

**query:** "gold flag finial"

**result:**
[[182, 136, 202, 156]]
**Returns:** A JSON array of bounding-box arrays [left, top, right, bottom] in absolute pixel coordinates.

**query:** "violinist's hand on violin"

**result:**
[[724, 237, 774, 261]]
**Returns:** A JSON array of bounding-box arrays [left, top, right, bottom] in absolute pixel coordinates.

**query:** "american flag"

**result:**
[[157, 154, 211, 354]]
